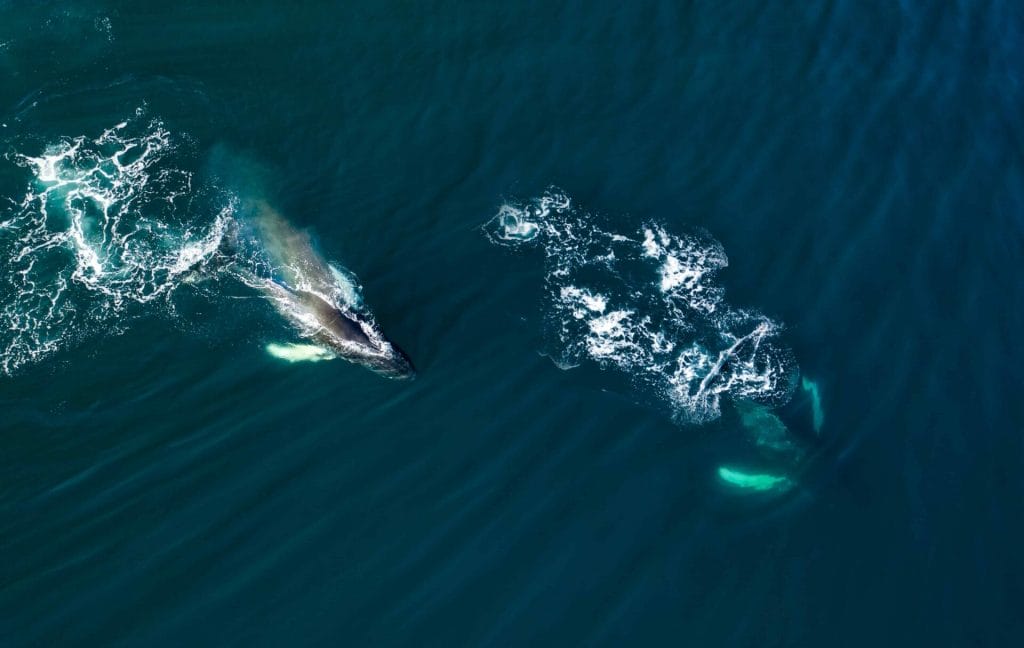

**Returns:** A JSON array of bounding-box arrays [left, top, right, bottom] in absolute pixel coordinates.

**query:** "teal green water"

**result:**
[[2, 1, 1023, 645]]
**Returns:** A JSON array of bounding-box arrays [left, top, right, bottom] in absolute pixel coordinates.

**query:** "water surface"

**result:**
[[1, 1, 1022, 645]]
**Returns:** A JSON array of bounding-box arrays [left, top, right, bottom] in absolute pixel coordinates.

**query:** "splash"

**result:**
[[265, 343, 335, 363], [484, 189, 797, 424]]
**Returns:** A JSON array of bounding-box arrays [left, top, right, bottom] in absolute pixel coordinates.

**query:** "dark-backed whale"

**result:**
[[259, 278, 415, 379], [223, 200, 415, 379]]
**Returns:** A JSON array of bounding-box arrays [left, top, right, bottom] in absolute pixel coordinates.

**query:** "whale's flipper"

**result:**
[[266, 343, 336, 363], [717, 466, 793, 492]]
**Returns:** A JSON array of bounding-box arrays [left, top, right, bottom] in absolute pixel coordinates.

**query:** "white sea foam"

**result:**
[[484, 188, 796, 423], [0, 117, 227, 374], [560, 286, 607, 317]]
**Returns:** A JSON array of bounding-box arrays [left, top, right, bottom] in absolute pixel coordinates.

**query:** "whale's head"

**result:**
[[371, 339, 416, 380], [321, 329, 416, 380], [294, 289, 416, 380]]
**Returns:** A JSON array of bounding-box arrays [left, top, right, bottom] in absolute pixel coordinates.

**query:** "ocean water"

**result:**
[[1, 1, 1022, 645]]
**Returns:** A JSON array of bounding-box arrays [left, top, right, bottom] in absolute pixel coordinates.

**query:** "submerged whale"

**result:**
[[222, 200, 415, 379]]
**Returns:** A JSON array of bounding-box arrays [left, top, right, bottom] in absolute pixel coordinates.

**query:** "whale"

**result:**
[[259, 276, 416, 379], [221, 200, 415, 380]]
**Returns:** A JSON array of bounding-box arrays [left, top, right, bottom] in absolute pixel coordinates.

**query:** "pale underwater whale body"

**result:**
[[220, 200, 416, 379]]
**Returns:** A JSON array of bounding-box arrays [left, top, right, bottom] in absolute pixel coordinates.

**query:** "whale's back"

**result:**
[[294, 289, 372, 348]]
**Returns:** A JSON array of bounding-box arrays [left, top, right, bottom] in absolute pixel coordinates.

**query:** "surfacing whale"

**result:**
[[223, 200, 415, 380]]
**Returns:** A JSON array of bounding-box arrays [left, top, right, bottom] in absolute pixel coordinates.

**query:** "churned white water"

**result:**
[[484, 188, 797, 424], [0, 115, 230, 373]]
